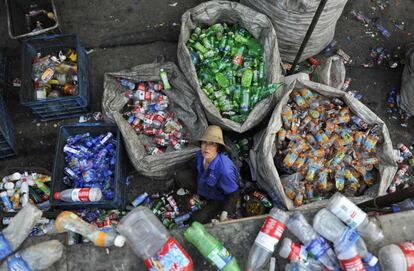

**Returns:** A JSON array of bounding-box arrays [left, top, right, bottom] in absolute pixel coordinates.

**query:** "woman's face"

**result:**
[[201, 141, 218, 161]]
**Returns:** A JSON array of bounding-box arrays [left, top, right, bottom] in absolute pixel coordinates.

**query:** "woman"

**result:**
[[175, 125, 240, 224]]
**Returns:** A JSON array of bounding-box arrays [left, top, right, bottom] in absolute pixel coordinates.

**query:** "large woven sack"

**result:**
[[102, 62, 208, 179], [178, 0, 283, 133], [257, 79, 398, 210], [401, 47, 414, 117], [241, 0, 348, 62]]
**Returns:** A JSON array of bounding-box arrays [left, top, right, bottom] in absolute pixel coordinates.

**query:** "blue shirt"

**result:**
[[196, 151, 239, 201]]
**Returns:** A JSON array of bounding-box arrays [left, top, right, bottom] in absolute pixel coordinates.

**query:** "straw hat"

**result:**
[[196, 125, 230, 151]]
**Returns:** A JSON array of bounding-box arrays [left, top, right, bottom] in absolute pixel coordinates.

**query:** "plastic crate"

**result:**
[[5, 0, 60, 40], [51, 123, 126, 209], [0, 49, 9, 89], [21, 34, 90, 121], [0, 94, 16, 159]]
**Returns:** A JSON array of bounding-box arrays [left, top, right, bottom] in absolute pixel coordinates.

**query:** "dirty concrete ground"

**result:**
[[0, 0, 414, 270]]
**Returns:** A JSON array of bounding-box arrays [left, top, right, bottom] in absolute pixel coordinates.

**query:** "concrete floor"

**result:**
[[0, 0, 414, 270]]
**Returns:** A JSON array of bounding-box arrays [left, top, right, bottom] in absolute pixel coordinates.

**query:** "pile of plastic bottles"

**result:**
[[32, 48, 78, 100], [60, 132, 117, 201], [276, 88, 381, 206], [128, 191, 204, 229], [120, 74, 189, 156], [386, 86, 410, 127], [187, 23, 282, 123], [242, 190, 273, 217], [0, 171, 51, 212], [388, 143, 414, 193], [247, 193, 384, 271]]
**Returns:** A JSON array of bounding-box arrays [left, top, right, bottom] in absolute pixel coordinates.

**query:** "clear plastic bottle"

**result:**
[[55, 211, 125, 248], [246, 208, 289, 271], [53, 188, 102, 202], [0, 240, 63, 271], [379, 242, 414, 271], [335, 245, 365, 271], [278, 238, 325, 271], [286, 212, 339, 270], [327, 192, 384, 244], [117, 206, 193, 270], [0, 203, 42, 261], [391, 198, 414, 213]]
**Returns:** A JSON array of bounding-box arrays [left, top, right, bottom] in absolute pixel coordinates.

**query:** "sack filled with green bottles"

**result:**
[[186, 23, 283, 124]]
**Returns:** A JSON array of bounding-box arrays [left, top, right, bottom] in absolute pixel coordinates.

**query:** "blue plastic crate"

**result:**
[[51, 123, 126, 209], [21, 34, 90, 121], [0, 94, 16, 159]]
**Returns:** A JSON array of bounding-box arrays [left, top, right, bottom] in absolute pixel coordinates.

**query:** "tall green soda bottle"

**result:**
[[184, 222, 240, 271]]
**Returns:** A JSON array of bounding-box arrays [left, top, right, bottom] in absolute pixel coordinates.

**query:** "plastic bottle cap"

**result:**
[[6, 189, 15, 197], [10, 172, 21, 181], [114, 235, 126, 247], [4, 182, 14, 190], [367, 255, 378, 267]]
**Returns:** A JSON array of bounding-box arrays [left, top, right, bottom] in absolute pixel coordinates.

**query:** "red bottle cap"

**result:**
[[53, 192, 60, 200]]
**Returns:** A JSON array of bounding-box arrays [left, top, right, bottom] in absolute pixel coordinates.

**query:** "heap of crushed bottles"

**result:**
[[128, 191, 204, 229], [187, 23, 282, 123], [120, 76, 189, 155], [0, 171, 51, 212], [388, 143, 414, 193], [32, 48, 79, 100], [276, 88, 382, 206], [63, 132, 117, 200]]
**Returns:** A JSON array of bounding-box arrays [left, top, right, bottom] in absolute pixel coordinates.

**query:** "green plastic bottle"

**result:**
[[215, 73, 230, 88], [184, 222, 240, 271], [159, 68, 171, 90], [240, 87, 250, 113], [241, 68, 253, 88]]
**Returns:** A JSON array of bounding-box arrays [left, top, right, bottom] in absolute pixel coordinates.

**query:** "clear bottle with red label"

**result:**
[[118, 206, 193, 271], [379, 241, 414, 271], [336, 245, 365, 271], [246, 207, 289, 271], [53, 188, 102, 202]]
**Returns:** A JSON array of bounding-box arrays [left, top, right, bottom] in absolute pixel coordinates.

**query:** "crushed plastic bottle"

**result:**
[[246, 208, 289, 271], [286, 212, 339, 270], [118, 206, 193, 271], [0, 203, 42, 261], [55, 211, 125, 248], [0, 240, 63, 271], [327, 193, 384, 244], [379, 241, 414, 271]]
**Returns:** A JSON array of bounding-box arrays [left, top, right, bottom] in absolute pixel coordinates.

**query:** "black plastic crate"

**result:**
[[21, 34, 90, 121], [51, 123, 126, 209], [5, 0, 60, 40], [0, 94, 16, 159]]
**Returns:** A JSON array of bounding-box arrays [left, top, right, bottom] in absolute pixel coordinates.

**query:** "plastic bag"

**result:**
[[313, 56, 346, 89]]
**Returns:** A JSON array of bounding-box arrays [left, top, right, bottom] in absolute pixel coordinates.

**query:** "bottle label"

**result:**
[[254, 216, 285, 252], [7, 254, 31, 271], [336, 228, 360, 253], [399, 242, 414, 270], [288, 242, 308, 262], [144, 238, 192, 271], [340, 255, 365, 271], [306, 236, 330, 260], [71, 188, 90, 202], [206, 246, 233, 270], [0, 233, 12, 261], [329, 197, 367, 229]]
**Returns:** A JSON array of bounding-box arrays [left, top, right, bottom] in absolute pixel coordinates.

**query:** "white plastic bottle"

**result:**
[[55, 211, 125, 248], [246, 208, 289, 271], [313, 208, 378, 266], [117, 206, 193, 271], [278, 238, 325, 271], [379, 241, 414, 271], [0, 203, 42, 261], [53, 188, 102, 202], [336, 245, 365, 271], [286, 212, 339, 270], [327, 192, 384, 244], [0, 240, 63, 271]]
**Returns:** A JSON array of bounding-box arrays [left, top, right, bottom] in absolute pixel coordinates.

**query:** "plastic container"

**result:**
[[379, 242, 414, 271], [0, 95, 16, 159], [286, 212, 339, 270], [21, 34, 90, 121], [117, 206, 193, 271], [0, 240, 63, 270], [51, 123, 126, 209], [5, 0, 60, 40], [327, 192, 384, 244], [246, 207, 289, 271]]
